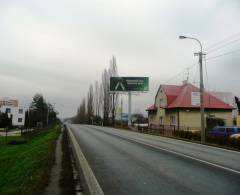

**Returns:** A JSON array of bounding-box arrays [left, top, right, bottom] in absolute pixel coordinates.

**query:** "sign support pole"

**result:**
[[128, 91, 132, 128], [121, 98, 123, 127]]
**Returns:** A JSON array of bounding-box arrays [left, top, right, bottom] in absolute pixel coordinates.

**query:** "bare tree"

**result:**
[[108, 56, 119, 126], [99, 83, 104, 120], [87, 84, 94, 124], [73, 56, 118, 126], [94, 80, 100, 117], [72, 98, 86, 124], [102, 68, 110, 126]]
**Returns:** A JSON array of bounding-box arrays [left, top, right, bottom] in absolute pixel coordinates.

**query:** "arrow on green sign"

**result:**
[[115, 82, 125, 91]]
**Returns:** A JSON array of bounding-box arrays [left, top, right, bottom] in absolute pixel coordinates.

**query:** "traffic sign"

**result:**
[[110, 77, 149, 92]]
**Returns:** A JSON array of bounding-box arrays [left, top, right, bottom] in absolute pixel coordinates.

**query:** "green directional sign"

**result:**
[[110, 77, 149, 92]]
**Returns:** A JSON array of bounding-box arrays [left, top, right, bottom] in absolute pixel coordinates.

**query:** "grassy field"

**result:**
[[0, 126, 60, 195]]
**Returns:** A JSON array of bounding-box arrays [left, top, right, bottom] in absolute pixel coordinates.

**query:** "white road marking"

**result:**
[[89, 126, 240, 175], [117, 133, 240, 175], [68, 125, 104, 195]]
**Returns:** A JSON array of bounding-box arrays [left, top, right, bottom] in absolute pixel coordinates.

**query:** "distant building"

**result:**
[[147, 83, 233, 130], [0, 97, 25, 127], [115, 111, 128, 122], [0, 97, 18, 107]]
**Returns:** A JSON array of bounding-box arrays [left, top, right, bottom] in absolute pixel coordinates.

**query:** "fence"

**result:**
[[143, 124, 201, 136]]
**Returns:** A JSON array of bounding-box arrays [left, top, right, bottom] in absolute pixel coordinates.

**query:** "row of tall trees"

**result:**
[[25, 93, 58, 128], [72, 56, 119, 126]]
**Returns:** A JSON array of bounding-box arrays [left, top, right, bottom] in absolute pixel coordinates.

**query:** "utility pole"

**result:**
[[112, 93, 115, 127], [179, 35, 205, 143], [197, 51, 205, 143]]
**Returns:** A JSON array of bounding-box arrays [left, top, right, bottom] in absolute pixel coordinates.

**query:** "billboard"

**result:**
[[110, 77, 149, 92]]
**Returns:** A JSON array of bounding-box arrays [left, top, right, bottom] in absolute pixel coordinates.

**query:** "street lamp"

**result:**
[[179, 35, 205, 143], [179, 36, 202, 52]]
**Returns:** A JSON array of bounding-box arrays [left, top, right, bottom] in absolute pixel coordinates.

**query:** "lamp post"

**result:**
[[179, 35, 205, 143]]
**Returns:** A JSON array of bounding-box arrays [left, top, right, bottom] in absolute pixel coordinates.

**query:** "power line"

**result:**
[[205, 32, 240, 51], [206, 48, 240, 61], [206, 37, 240, 54], [204, 56, 209, 90], [161, 33, 240, 88], [163, 63, 198, 84], [192, 65, 198, 85]]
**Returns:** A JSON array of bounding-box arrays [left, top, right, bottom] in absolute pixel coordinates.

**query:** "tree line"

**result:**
[[25, 93, 58, 128], [0, 93, 58, 130], [72, 56, 119, 126]]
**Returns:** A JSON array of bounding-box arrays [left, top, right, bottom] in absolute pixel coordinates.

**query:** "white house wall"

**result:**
[[0, 106, 25, 126]]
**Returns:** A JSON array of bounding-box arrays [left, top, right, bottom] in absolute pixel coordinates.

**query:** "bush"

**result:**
[[174, 130, 240, 150], [173, 130, 200, 141]]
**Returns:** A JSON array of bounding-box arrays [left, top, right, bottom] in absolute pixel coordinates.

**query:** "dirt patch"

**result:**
[[60, 129, 77, 195], [41, 132, 62, 195]]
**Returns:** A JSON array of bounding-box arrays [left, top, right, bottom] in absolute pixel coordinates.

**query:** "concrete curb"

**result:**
[[67, 125, 104, 195]]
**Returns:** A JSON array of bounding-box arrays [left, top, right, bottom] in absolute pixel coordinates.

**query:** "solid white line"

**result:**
[[67, 125, 104, 195], [88, 126, 240, 175], [95, 125, 240, 155], [116, 134, 240, 175]]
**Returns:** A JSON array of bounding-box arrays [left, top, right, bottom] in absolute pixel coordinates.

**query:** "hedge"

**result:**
[[173, 130, 240, 150]]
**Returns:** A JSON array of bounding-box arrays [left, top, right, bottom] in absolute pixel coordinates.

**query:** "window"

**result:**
[[218, 128, 225, 132], [160, 117, 164, 125], [6, 108, 11, 113], [150, 115, 153, 120], [159, 98, 163, 106], [170, 116, 176, 125], [19, 109, 23, 114], [18, 118, 23, 123], [226, 128, 233, 133]]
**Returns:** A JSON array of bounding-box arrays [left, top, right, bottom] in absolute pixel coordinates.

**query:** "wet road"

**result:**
[[70, 124, 240, 195]]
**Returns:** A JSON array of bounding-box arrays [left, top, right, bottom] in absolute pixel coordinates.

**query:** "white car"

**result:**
[[230, 133, 240, 139]]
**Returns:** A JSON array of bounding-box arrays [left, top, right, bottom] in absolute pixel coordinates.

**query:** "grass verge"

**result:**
[[0, 125, 60, 195]]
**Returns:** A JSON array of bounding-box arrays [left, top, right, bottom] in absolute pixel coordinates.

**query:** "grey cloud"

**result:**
[[0, 0, 240, 117]]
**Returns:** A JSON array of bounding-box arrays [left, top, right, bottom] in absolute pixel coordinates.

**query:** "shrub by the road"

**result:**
[[173, 130, 201, 141], [173, 130, 240, 150]]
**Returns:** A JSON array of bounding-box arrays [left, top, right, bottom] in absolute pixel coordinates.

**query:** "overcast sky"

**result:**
[[0, 0, 240, 118]]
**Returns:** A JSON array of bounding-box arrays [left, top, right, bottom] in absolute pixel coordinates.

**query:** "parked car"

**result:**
[[230, 133, 240, 139], [207, 126, 240, 138]]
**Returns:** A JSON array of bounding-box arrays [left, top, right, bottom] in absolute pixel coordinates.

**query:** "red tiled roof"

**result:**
[[166, 84, 233, 109], [147, 83, 233, 111], [162, 85, 182, 96]]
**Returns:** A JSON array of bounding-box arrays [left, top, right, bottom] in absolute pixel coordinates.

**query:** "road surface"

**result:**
[[70, 124, 240, 195]]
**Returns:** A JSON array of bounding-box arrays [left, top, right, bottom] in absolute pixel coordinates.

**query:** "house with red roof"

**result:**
[[146, 83, 234, 130]]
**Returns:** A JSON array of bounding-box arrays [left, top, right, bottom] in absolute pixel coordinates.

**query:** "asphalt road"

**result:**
[[70, 124, 240, 195]]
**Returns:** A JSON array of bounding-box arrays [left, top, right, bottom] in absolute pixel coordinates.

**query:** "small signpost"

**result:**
[[110, 77, 149, 127]]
